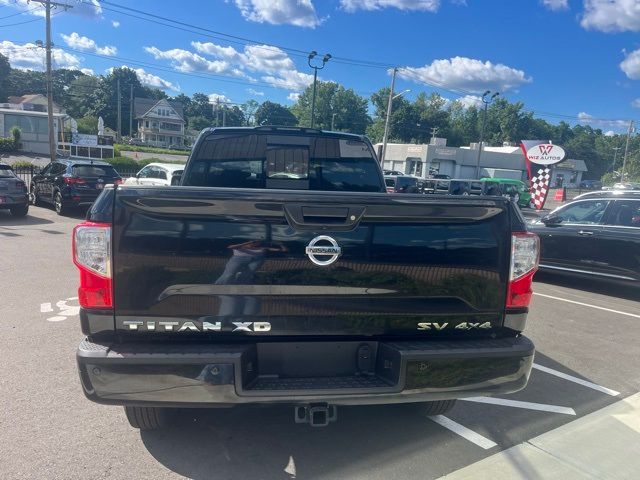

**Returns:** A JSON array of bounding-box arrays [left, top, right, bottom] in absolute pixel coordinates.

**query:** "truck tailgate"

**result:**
[[112, 187, 511, 337]]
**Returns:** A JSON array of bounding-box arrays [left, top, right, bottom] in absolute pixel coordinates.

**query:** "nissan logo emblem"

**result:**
[[305, 235, 342, 266]]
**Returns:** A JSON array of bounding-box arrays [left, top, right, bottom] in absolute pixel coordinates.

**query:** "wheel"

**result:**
[[10, 204, 29, 217], [411, 399, 457, 416], [30, 184, 40, 206], [53, 191, 68, 216], [124, 406, 168, 430]]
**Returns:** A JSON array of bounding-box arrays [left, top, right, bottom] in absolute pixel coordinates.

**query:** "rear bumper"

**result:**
[[0, 193, 28, 208], [77, 336, 535, 407]]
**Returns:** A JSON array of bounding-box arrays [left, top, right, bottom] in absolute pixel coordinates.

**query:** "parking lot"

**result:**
[[1, 205, 639, 480]]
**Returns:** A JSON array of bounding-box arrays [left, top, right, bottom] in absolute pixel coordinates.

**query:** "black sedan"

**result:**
[[30, 159, 122, 215], [529, 193, 640, 284]]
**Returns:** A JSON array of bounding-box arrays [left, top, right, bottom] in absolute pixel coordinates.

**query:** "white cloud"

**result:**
[[604, 130, 616, 136], [80, 68, 94, 75], [631, 98, 640, 108], [150, 41, 315, 92], [340, 0, 440, 12], [580, 0, 640, 32], [541, 0, 568, 11], [107, 65, 180, 92], [620, 48, 640, 79], [287, 92, 301, 102], [233, 0, 321, 27], [0, 0, 102, 18], [112, 20, 120, 28], [456, 94, 483, 109], [247, 88, 265, 96], [60, 32, 117, 56], [0, 40, 82, 71], [399, 56, 532, 93], [208, 93, 232, 104], [577, 112, 630, 130]]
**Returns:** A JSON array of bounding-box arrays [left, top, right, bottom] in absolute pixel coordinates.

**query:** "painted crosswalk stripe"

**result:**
[[460, 397, 576, 415], [533, 363, 620, 396], [428, 415, 497, 450], [533, 292, 640, 319]]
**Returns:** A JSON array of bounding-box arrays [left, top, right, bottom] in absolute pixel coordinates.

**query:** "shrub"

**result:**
[[0, 137, 15, 152], [10, 160, 36, 168], [10, 126, 21, 144]]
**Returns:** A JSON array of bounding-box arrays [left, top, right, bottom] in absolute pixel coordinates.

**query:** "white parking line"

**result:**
[[428, 415, 497, 450], [460, 397, 576, 415], [533, 292, 640, 319], [40, 303, 53, 313], [533, 363, 620, 396]]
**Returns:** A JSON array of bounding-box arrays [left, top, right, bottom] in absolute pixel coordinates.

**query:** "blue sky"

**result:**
[[1, 0, 640, 132]]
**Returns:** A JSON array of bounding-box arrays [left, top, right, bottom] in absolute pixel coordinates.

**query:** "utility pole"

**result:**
[[331, 112, 337, 131], [612, 147, 622, 173], [381, 67, 397, 165], [222, 105, 226, 127], [116, 79, 121, 140], [474, 90, 500, 179], [129, 84, 133, 138], [430, 127, 439, 144], [307, 51, 331, 128], [621, 120, 634, 183]]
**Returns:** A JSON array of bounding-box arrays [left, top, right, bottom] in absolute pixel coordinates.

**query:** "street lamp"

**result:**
[[308, 51, 331, 128], [380, 77, 410, 166], [474, 90, 500, 178]]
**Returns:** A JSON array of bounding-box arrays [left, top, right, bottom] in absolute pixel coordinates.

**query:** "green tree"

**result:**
[[66, 75, 99, 119], [76, 115, 98, 134], [0, 53, 10, 102], [291, 82, 370, 133], [241, 99, 260, 126], [255, 101, 298, 126], [187, 115, 211, 132]]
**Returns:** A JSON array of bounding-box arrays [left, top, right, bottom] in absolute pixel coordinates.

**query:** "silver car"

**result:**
[[0, 163, 29, 217]]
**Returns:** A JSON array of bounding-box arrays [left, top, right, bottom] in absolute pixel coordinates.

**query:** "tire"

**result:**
[[53, 191, 68, 216], [30, 184, 40, 206], [412, 399, 457, 416], [124, 406, 168, 430], [10, 204, 29, 217]]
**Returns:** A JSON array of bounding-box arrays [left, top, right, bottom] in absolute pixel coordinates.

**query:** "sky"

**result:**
[[1, 0, 640, 133]]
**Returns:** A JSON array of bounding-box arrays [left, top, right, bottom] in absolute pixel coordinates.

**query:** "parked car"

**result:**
[[529, 192, 640, 284], [613, 182, 640, 190], [0, 163, 29, 217], [574, 190, 640, 201], [579, 179, 603, 190], [481, 178, 531, 208], [124, 162, 185, 187], [384, 175, 419, 193], [74, 126, 537, 430], [383, 169, 405, 176], [30, 159, 122, 215]]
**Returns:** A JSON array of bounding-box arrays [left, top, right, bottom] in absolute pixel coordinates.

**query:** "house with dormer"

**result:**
[[134, 98, 185, 147]]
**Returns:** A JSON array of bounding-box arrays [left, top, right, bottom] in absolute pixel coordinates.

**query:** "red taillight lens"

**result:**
[[72, 222, 112, 309], [507, 232, 539, 308], [64, 176, 85, 185], [113, 178, 123, 186]]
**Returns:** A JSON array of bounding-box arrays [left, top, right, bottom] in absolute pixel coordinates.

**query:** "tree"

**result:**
[[215, 105, 245, 127], [255, 101, 298, 126], [291, 81, 370, 133], [76, 115, 98, 134], [241, 99, 260, 126], [187, 115, 211, 132], [0, 53, 10, 102], [66, 75, 99, 119]]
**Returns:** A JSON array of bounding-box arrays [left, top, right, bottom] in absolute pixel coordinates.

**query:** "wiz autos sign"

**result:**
[[525, 144, 566, 166], [520, 140, 567, 210]]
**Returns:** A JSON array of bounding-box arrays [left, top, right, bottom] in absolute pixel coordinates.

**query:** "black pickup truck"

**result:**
[[74, 127, 539, 429]]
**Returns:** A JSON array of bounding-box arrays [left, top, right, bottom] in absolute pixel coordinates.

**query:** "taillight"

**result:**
[[64, 176, 85, 185], [113, 178, 123, 186], [72, 222, 112, 309], [507, 232, 539, 308]]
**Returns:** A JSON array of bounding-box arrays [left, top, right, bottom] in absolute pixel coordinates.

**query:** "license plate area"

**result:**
[[238, 341, 401, 396]]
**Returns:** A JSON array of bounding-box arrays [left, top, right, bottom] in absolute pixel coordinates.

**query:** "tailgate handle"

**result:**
[[284, 205, 366, 231]]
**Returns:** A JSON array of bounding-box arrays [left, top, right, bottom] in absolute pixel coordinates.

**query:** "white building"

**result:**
[[0, 107, 66, 155], [134, 98, 185, 147]]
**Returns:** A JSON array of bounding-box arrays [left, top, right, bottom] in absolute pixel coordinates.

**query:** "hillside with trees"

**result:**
[[0, 53, 637, 182]]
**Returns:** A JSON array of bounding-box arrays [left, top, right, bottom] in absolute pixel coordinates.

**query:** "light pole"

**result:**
[[474, 90, 500, 178], [380, 69, 410, 166], [308, 51, 331, 128]]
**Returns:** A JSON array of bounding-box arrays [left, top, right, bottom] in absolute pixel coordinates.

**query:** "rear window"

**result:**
[[184, 133, 384, 192], [72, 165, 119, 177]]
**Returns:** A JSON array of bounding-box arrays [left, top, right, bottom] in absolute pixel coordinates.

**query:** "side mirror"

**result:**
[[541, 214, 562, 225], [171, 173, 182, 186]]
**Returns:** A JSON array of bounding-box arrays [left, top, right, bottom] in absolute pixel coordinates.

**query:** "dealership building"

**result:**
[[376, 140, 587, 186]]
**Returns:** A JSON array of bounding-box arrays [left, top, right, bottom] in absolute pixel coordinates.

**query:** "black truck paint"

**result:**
[[75, 127, 535, 425]]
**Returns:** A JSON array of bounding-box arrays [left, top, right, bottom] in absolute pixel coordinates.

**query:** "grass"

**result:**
[[115, 144, 190, 156]]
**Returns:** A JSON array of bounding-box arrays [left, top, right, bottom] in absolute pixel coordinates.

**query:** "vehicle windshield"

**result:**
[[72, 165, 119, 177], [0, 166, 15, 177]]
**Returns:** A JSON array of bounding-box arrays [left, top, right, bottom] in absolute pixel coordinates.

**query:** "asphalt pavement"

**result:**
[[0, 205, 638, 479]]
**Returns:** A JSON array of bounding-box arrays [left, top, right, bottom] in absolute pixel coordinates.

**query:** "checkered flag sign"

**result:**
[[530, 168, 551, 210]]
